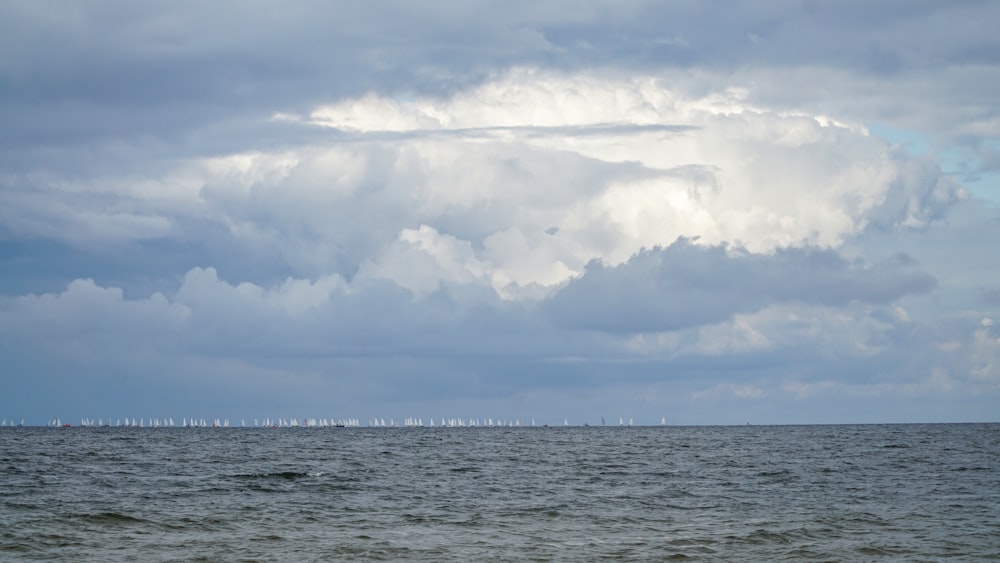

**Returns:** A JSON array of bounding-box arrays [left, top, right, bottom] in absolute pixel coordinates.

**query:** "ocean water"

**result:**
[[1, 424, 997, 561]]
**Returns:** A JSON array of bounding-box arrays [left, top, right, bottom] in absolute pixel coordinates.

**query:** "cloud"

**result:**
[[1, 3, 997, 423], [302, 70, 965, 255], [691, 383, 766, 401], [544, 238, 936, 333], [3, 1, 996, 174], [0, 70, 973, 386], [5, 70, 959, 297]]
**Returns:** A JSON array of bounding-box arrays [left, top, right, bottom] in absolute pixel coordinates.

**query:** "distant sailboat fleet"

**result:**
[[5, 415, 674, 428]]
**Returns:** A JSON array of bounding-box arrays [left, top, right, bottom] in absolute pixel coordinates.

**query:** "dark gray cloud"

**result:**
[[545, 239, 936, 333], [981, 288, 1000, 306]]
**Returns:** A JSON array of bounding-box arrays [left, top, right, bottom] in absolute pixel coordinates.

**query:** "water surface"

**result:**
[[2, 424, 997, 560]]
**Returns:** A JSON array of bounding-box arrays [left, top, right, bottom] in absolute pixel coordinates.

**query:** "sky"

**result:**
[[1, 0, 998, 426]]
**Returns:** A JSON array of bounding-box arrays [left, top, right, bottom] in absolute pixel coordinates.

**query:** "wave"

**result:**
[[78, 512, 148, 525], [232, 471, 313, 480]]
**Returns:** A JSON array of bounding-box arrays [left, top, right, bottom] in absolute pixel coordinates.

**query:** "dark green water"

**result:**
[[1, 424, 998, 561]]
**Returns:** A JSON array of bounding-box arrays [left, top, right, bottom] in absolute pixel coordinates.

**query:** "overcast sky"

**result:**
[[1, 1, 998, 426]]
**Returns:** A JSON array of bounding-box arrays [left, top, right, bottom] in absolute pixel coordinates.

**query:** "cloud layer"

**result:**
[[1, 2, 997, 424]]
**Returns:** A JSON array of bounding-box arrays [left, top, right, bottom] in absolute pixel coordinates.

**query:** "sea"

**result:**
[[1, 423, 997, 561]]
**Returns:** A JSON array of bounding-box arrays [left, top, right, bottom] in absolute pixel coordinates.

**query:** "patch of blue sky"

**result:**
[[869, 123, 1000, 203]]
